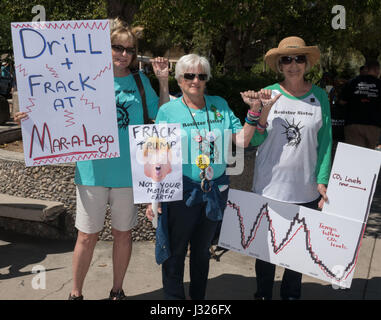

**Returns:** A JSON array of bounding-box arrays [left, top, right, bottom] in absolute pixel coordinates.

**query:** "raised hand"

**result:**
[[150, 57, 169, 81], [258, 89, 282, 112], [240, 89, 281, 112], [240, 90, 262, 112]]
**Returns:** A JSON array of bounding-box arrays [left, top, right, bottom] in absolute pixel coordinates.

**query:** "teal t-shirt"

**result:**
[[155, 95, 243, 182], [74, 72, 159, 187]]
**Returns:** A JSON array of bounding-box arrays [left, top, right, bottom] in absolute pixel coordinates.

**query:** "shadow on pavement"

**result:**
[[127, 274, 381, 300], [0, 228, 74, 280]]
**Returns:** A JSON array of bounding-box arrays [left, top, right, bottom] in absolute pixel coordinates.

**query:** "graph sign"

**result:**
[[11, 20, 119, 166], [218, 143, 380, 288]]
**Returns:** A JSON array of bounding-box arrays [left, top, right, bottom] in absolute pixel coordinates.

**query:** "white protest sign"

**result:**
[[219, 190, 364, 288], [218, 143, 381, 288], [11, 20, 119, 166], [129, 123, 183, 204], [323, 142, 381, 222]]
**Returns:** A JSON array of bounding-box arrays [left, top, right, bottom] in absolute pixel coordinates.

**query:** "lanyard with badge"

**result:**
[[183, 97, 216, 192]]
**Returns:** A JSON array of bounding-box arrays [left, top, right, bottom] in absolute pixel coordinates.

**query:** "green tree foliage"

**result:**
[[135, 0, 381, 76], [135, 0, 274, 70], [2, 0, 381, 77], [0, 0, 107, 53]]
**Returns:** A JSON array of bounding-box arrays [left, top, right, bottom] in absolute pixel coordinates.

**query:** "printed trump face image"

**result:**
[[143, 137, 172, 182]]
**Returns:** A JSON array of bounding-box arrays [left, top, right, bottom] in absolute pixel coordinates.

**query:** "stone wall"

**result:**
[[0, 149, 155, 241], [0, 148, 256, 241]]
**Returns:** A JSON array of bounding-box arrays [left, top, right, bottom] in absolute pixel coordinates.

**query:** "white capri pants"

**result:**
[[75, 185, 137, 234]]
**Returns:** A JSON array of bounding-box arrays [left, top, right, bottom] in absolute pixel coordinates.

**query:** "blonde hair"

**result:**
[[143, 137, 172, 162], [110, 18, 144, 68]]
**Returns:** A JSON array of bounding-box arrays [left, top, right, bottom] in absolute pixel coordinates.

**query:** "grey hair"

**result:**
[[175, 54, 211, 81], [277, 54, 311, 74]]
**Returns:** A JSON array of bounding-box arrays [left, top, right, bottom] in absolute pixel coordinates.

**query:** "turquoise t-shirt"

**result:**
[[155, 95, 243, 182], [74, 71, 159, 187]]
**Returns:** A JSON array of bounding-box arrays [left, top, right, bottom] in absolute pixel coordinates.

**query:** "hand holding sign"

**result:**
[[11, 20, 119, 166], [146, 202, 162, 228]]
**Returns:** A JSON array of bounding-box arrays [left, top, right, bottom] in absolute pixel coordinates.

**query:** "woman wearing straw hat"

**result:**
[[240, 36, 332, 300]]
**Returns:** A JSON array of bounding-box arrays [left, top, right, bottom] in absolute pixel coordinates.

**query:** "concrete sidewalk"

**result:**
[[0, 228, 380, 300], [1, 169, 380, 300]]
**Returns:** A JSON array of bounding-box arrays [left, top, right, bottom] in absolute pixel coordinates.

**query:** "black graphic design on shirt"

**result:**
[[281, 118, 304, 147], [116, 97, 132, 130]]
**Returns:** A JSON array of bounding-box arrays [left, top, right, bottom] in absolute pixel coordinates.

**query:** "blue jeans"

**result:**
[[162, 189, 228, 300], [254, 197, 320, 300]]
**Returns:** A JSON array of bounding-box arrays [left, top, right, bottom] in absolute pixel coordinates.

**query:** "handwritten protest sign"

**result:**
[[219, 143, 381, 288], [323, 142, 381, 222], [11, 20, 119, 166], [129, 123, 183, 204]]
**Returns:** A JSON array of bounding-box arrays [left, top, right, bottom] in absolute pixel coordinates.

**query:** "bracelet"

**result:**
[[245, 117, 257, 126], [256, 121, 268, 131], [248, 110, 261, 117], [247, 111, 260, 122]]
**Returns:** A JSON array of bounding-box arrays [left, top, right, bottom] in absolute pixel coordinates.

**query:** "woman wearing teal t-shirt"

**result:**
[[69, 19, 170, 300], [145, 53, 279, 300], [12, 18, 169, 300]]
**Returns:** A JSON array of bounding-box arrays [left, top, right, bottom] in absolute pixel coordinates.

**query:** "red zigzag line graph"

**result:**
[[93, 63, 112, 81], [45, 64, 59, 78], [80, 94, 101, 114], [22, 98, 37, 121], [63, 110, 75, 127], [227, 201, 365, 282], [11, 21, 109, 30], [15, 64, 28, 77], [32, 152, 119, 166]]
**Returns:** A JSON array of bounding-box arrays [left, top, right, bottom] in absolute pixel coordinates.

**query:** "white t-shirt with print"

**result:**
[[250, 83, 332, 204]]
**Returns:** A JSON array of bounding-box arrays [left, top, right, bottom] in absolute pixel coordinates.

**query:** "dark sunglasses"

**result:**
[[280, 55, 307, 64], [183, 73, 208, 81], [112, 45, 136, 55]]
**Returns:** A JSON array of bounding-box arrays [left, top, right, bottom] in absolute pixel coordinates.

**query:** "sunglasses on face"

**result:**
[[280, 55, 307, 65], [112, 45, 136, 55], [183, 73, 208, 81]]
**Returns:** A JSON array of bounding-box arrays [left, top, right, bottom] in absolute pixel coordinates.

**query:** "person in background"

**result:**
[[359, 65, 368, 76], [340, 60, 381, 149], [243, 36, 332, 300]]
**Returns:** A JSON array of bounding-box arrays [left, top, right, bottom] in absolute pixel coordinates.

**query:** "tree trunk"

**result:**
[[226, 28, 244, 72], [211, 35, 228, 68]]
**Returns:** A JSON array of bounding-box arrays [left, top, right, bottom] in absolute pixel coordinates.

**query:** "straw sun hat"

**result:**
[[264, 36, 320, 73]]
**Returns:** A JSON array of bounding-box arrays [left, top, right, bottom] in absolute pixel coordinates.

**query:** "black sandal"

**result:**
[[109, 289, 127, 300], [68, 293, 84, 300]]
